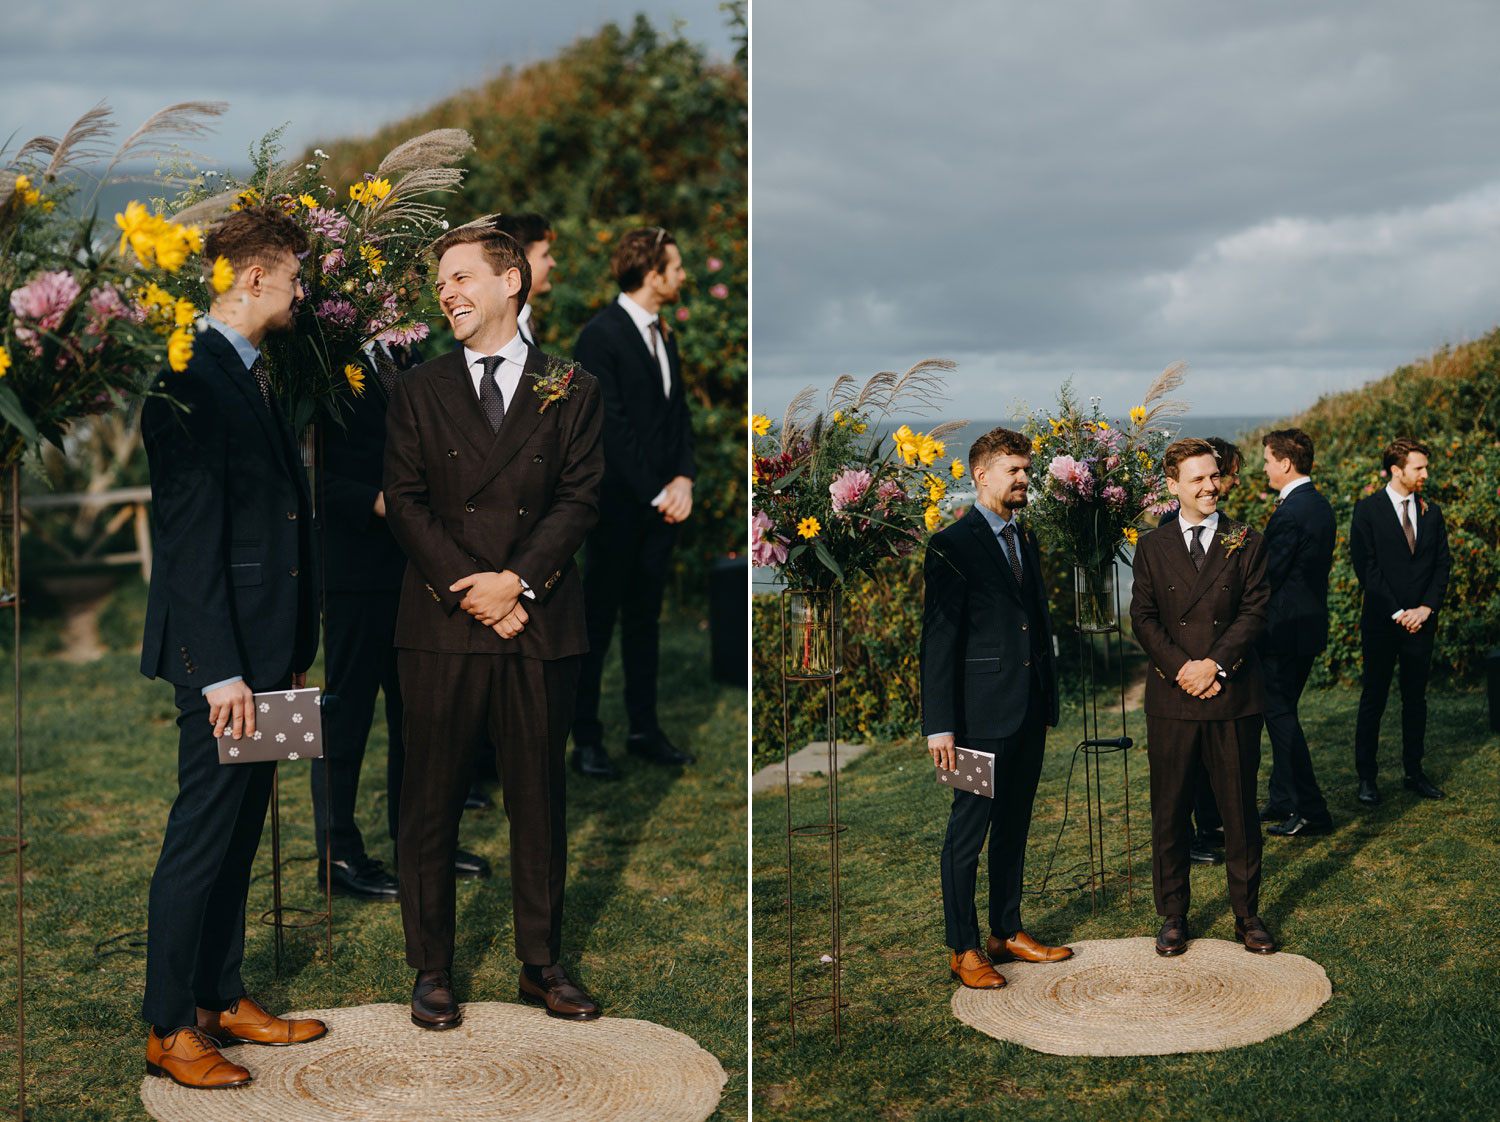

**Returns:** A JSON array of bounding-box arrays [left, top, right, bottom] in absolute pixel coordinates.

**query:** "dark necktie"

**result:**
[[1402, 498, 1416, 554], [649, 321, 670, 397], [248, 355, 271, 409], [1189, 525, 1206, 571], [999, 523, 1024, 585], [477, 355, 506, 434], [373, 346, 399, 397]]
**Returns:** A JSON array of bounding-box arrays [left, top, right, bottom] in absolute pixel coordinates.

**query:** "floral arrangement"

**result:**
[[0, 102, 225, 471], [163, 127, 474, 432], [1017, 363, 1189, 572], [750, 360, 964, 591]]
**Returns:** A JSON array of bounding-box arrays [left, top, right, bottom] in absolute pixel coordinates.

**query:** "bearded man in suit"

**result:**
[[921, 426, 1073, 990], [1130, 438, 1276, 956], [140, 206, 326, 1089], [383, 224, 605, 1028], [1350, 437, 1451, 804]]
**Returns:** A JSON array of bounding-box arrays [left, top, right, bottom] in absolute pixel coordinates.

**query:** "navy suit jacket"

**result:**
[[1261, 481, 1335, 658]]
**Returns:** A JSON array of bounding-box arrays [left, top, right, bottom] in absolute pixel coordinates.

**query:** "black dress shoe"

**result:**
[[1258, 803, 1293, 822], [1235, 915, 1278, 954], [1404, 773, 1446, 799], [1267, 814, 1333, 838], [572, 742, 622, 780], [464, 785, 495, 811], [411, 969, 461, 1030], [1357, 779, 1380, 806], [626, 730, 696, 766], [318, 855, 398, 901], [1189, 843, 1222, 865], [1155, 915, 1188, 957], [453, 847, 491, 879]]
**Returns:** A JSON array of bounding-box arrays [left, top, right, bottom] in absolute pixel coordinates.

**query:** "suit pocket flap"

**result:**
[[229, 562, 262, 587], [964, 656, 1002, 674]]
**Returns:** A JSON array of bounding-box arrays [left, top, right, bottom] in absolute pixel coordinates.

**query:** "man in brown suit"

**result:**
[[383, 223, 605, 1028], [1130, 438, 1276, 956]]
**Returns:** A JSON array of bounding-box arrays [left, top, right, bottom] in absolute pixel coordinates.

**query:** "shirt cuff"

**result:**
[[1390, 609, 1403, 620], [202, 676, 243, 696], [519, 578, 536, 601], [650, 487, 668, 508], [927, 732, 954, 743]]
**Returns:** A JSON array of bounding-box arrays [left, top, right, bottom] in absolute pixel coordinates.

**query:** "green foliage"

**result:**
[[1222, 329, 1500, 683], [316, 17, 747, 597]]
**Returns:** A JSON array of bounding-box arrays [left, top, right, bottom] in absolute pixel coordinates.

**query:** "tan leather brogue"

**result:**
[[949, 949, 1006, 989], [146, 1027, 252, 1090], [198, 996, 327, 1047], [987, 930, 1074, 963]]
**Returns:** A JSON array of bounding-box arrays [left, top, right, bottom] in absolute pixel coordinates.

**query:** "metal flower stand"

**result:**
[[780, 589, 848, 1045], [0, 467, 26, 1117]]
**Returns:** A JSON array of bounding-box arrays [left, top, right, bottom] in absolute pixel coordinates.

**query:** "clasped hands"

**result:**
[[1394, 605, 1431, 634], [450, 570, 529, 638], [1176, 658, 1222, 700]]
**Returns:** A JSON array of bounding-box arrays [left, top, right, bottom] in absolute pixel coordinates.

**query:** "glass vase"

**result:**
[[782, 589, 842, 679], [1074, 560, 1118, 634]]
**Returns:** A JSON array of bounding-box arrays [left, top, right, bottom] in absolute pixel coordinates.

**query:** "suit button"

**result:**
[[465, 503, 476, 513], [1167, 585, 1175, 592], [1023, 659, 1031, 667], [289, 567, 299, 578], [286, 511, 297, 520], [518, 507, 528, 517], [447, 449, 458, 458], [1222, 586, 1229, 592], [532, 454, 543, 463], [1179, 620, 1186, 627], [1213, 619, 1219, 626]]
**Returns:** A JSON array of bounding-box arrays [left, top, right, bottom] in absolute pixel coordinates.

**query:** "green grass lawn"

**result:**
[[752, 683, 1500, 1120], [0, 578, 746, 1120]]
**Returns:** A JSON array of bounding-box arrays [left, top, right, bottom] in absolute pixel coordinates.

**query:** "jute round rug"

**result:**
[[952, 937, 1331, 1055], [140, 1002, 727, 1121]]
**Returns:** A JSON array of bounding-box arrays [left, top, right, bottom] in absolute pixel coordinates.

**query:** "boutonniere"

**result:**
[[1221, 522, 1250, 555], [1416, 496, 1428, 516], [533, 358, 577, 414]]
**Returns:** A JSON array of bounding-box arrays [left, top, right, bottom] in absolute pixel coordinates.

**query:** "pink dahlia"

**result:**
[[675, 307, 690, 322], [10, 270, 81, 330], [707, 256, 723, 272], [378, 322, 431, 347], [1048, 454, 1093, 497], [829, 468, 872, 511], [751, 509, 789, 567]]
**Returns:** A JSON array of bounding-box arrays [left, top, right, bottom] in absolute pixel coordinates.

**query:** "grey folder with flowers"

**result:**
[[216, 687, 324, 764], [936, 746, 995, 798]]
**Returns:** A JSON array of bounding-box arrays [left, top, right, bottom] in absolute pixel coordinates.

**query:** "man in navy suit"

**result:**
[[569, 227, 697, 779], [139, 207, 326, 1088], [1350, 437, 1451, 804], [1257, 428, 1336, 837]]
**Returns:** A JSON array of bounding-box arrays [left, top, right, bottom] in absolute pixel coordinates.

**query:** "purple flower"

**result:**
[[320, 249, 345, 274], [377, 322, 431, 346], [315, 298, 358, 328], [1103, 484, 1127, 507], [829, 468, 872, 511], [750, 509, 789, 567], [875, 478, 905, 510], [10, 270, 80, 330], [306, 207, 349, 243], [710, 283, 729, 300]]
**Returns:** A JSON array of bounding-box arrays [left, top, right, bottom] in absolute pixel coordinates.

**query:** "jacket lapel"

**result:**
[[204, 331, 301, 490], [610, 302, 669, 399], [472, 344, 547, 492], [1181, 520, 1232, 611], [964, 507, 1022, 602], [431, 350, 495, 458]]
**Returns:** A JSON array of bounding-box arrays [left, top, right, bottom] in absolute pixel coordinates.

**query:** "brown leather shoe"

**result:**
[[519, 964, 601, 1020], [1235, 915, 1279, 954], [198, 996, 327, 1047], [987, 930, 1075, 963], [1155, 914, 1189, 957], [949, 949, 1006, 989], [411, 969, 463, 1030], [146, 1027, 252, 1090]]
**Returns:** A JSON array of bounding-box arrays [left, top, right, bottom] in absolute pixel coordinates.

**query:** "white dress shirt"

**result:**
[[517, 303, 537, 347], [1278, 476, 1311, 501], [1178, 509, 1219, 555], [462, 330, 530, 412], [616, 292, 672, 398]]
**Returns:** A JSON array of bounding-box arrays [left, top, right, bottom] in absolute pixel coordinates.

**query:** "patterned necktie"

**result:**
[[1402, 498, 1416, 554], [999, 523, 1024, 585], [373, 346, 399, 397], [1189, 525, 1207, 571], [248, 355, 271, 409], [477, 355, 506, 434]]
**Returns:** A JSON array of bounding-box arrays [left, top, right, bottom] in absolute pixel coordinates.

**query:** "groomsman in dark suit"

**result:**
[[569, 226, 696, 779], [384, 224, 605, 1028], [921, 427, 1072, 990], [1130, 438, 1276, 956], [139, 207, 327, 1088], [495, 213, 556, 349], [1350, 437, 1451, 804], [1257, 428, 1336, 837], [311, 338, 491, 903]]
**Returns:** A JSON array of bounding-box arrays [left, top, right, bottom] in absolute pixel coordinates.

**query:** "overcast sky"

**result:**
[[2, 1, 733, 169], [752, 0, 1500, 420]]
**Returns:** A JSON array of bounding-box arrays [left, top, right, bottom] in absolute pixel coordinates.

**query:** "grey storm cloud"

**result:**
[[1, 0, 734, 169], [752, 0, 1500, 420]]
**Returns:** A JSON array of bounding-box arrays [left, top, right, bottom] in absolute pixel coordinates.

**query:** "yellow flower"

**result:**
[[1032, 436, 1043, 455], [359, 244, 385, 275], [0, 346, 10, 378], [138, 282, 173, 309], [1130, 405, 1147, 426], [894, 424, 919, 466], [924, 504, 941, 532], [751, 413, 770, 436], [167, 328, 194, 372], [1097, 420, 1109, 431], [797, 516, 821, 539], [832, 410, 845, 425], [368, 177, 391, 199], [115, 201, 162, 263], [299, 194, 319, 209], [853, 422, 867, 434], [1050, 417, 1064, 436], [917, 434, 944, 466], [173, 297, 196, 328], [211, 256, 235, 294], [950, 458, 965, 479], [229, 187, 261, 212], [12, 174, 39, 207], [1122, 526, 1139, 546], [344, 363, 367, 397]]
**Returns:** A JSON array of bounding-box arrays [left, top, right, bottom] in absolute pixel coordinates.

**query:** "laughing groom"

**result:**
[[382, 221, 605, 1028]]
